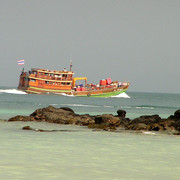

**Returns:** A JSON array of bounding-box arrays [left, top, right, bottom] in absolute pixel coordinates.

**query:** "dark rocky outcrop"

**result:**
[[8, 115, 34, 122], [9, 106, 95, 125], [168, 109, 180, 120], [117, 109, 126, 118], [8, 106, 180, 134], [167, 109, 180, 132]]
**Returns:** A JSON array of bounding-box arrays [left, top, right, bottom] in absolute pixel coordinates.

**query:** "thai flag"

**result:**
[[17, 59, 25, 65]]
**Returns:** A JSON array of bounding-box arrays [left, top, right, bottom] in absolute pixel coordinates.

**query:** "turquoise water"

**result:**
[[0, 87, 180, 179], [0, 88, 180, 120], [0, 121, 180, 180]]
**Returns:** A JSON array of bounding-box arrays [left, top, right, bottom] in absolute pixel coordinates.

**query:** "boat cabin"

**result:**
[[18, 68, 74, 93]]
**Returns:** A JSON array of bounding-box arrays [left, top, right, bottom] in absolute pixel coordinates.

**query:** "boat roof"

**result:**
[[31, 68, 74, 74]]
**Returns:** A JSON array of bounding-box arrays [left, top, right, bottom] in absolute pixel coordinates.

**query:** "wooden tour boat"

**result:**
[[18, 65, 130, 97]]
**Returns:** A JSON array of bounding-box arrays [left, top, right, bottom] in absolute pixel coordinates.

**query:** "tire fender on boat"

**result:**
[[87, 93, 91, 97]]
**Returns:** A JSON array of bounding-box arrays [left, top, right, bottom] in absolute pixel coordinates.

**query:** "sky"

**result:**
[[0, 0, 179, 93]]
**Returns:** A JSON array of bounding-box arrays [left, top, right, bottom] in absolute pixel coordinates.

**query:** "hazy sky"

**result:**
[[0, 0, 179, 93]]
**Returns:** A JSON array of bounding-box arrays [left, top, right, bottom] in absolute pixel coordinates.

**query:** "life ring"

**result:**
[[87, 93, 91, 97]]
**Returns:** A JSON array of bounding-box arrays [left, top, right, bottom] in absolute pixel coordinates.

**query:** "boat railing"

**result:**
[[75, 85, 117, 92], [30, 74, 36, 77], [29, 74, 73, 81]]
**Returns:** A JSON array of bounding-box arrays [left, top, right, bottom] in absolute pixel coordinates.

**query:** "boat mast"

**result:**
[[70, 61, 72, 71], [69, 41, 73, 72]]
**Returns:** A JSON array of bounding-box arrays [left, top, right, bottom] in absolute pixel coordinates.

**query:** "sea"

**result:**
[[0, 86, 180, 180]]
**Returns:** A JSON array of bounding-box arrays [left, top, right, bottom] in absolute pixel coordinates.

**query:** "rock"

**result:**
[[88, 124, 109, 130], [118, 117, 131, 127], [8, 106, 94, 126], [60, 107, 74, 113], [94, 116, 103, 124], [7, 106, 180, 134], [132, 115, 161, 125], [22, 126, 33, 130], [22, 125, 49, 132], [117, 110, 126, 118], [94, 114, 120, 126], [173, 132, 180, 135], [168, 109, 180, 120], [174, 110, 180, 118], [125, 123, 150, 131], [94, 114, 112, 124], [167, 109, 180, 131], [150, 123, 164, 131], [88, 124, 116, 131], [160, 119, 176, 131], [29, 106, 77, 124], [8, 115, 33, 122], [174, 119, 180, 131], [30, 105, 74, 118], [75, 114, 95, 126], [22, 126, 79, 132]]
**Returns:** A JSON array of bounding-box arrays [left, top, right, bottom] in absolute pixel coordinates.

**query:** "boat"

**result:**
[[18, 64, 130, 97]]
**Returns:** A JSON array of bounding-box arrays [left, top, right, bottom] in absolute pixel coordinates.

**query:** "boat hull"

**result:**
[[18, 85, 129, 97], [73, 86, 129, 97], [18, 86, 72, 95]]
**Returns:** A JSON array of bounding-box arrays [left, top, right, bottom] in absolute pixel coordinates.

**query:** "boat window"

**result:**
[[31, 79, 36, 82], [45, 73, 49, 76], [45, 81, 49, 84], [62, 74, 67, 77], [61, 82, 66, 85], [32, 71, 37, 74], [67, 83, 71, 85]]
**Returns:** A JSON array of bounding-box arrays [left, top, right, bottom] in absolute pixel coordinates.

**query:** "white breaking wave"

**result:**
[[61, 103, 100, 108], [135, 106, 154, 109], [56, 93, 74, 97], [111, 93, 130, 98], [56, 92, 130, 98], [103, 105, 114, 108], [49, 104, 59, 106], [142, 131, 156, 135], [0, 89, 27, 94]]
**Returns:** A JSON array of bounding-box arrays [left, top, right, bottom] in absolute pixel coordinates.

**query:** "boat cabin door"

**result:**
[[38, 80, 44, 88]]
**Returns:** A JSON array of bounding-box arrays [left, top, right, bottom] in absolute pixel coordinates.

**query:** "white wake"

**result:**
[[111, 92, 130, 98], [0, 89, 27, 94], [58, 92, 130, 98]]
